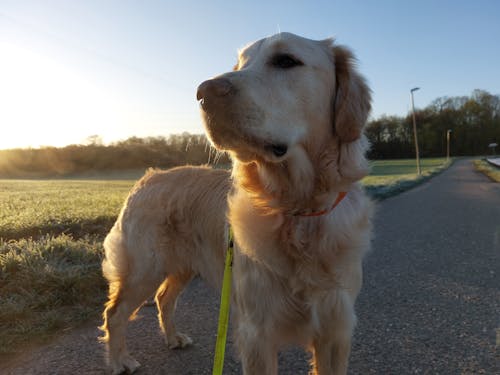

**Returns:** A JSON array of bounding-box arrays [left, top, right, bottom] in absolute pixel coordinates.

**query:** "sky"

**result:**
[[0, 0, 499, 149]]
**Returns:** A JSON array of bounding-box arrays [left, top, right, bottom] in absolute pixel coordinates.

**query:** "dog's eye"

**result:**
[[270, 54, 303, 69]]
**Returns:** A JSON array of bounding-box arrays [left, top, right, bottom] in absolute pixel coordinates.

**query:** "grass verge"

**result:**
[[473, 159, 500, 182], [0, 234, 106, 356], [363, 158, 452, 200]]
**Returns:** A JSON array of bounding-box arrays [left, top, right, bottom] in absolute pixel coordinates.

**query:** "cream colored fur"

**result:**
[[101, 32, 373, 375], [100, 166, 231, 374]]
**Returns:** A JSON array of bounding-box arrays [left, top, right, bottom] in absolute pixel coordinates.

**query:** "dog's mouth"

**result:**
[[198, 97, 288, 161], [202, 113, 289, 161], [208, 131, 289, 162]]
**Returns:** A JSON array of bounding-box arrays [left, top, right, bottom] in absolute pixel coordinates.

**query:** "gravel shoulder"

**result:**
[[2, 159, 499, 374]]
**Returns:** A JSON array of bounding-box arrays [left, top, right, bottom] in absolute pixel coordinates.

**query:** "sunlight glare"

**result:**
[[0, 42, 123, 149]]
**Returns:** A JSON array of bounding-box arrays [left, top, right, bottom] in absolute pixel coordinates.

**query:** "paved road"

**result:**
[[2, 159, 499, 374]]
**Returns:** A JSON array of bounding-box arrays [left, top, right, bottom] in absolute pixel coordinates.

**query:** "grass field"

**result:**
[[363, 158, 451, 199], [0, 179, 135, 355], [0, 235, 106, 354], [0, 179, 135, 240], [0, 158, 450, 356]]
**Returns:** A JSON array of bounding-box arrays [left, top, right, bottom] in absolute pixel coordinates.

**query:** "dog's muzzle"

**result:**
[[197, 77, 288, 160]]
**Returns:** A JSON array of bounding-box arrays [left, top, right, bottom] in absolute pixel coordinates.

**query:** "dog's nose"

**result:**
[[196, 78, 233, 101]]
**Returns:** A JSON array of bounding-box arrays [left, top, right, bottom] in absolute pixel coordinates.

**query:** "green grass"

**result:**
[[0, 160, 451, 242], [362, 158, 451, 199], [0, 234, 106, 355], [0, 179, 134, 356], [0, 179, 135, 240], [473, 159, 500, 182], [368, 157, 448, 177], [0, 159, 452, 356]]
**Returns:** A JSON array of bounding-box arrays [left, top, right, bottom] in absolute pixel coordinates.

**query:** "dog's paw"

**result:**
[[167, 332, 193, 349], [111, 355, 141, 375]]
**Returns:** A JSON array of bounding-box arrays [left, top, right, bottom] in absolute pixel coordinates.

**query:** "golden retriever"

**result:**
[[100, 32, 373, 375]]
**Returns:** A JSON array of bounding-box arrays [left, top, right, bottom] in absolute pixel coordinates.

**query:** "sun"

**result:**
[[0, 42, 123, 149]]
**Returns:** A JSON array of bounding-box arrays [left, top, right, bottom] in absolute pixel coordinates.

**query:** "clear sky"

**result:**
[[0, 0, 499, 149]]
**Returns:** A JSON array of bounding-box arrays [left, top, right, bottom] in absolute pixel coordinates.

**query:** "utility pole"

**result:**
[[410, 87, 421, 175], [446, 129, 452, 161]]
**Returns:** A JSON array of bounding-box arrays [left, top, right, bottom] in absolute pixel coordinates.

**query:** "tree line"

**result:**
[[366, 89, 499, 159], [0, 133, 229, 178], [0, 89, 498, 178]]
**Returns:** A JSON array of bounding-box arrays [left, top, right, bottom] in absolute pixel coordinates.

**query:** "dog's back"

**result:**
[[103, 166, 230, 287]]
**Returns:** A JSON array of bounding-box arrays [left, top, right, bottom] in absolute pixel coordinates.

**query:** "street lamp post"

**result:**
[[446, 129, 452, 161], [410, 87, 421, 175]]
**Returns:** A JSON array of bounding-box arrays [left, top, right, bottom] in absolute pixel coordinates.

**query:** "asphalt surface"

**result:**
[[2, 159, 499, 374]]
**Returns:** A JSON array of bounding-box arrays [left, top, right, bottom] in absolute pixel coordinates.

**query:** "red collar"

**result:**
[[296, 192, 348, 217]]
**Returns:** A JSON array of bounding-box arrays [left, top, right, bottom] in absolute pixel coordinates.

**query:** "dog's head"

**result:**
[[198, 33, 371, 211], [198, 32, 370, 163]]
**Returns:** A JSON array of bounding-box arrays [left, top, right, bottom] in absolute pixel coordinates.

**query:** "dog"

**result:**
[[100, 32, 373, 375]]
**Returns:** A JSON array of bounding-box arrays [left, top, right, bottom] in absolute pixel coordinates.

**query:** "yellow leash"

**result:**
[[212, 227, 234, 375]]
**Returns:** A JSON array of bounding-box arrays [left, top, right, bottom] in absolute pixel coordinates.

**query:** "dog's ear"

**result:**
[[332, 45, 371, 143]]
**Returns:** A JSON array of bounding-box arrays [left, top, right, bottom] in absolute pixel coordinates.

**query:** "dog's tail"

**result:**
[[102, 221, 129, 285], [99, 221, 129, 342]]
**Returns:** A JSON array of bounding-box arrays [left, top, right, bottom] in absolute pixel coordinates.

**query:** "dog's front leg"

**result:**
[[310, 290, 357, 375], [237, 321, 278, 375], [311, 336, 351, 375]]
